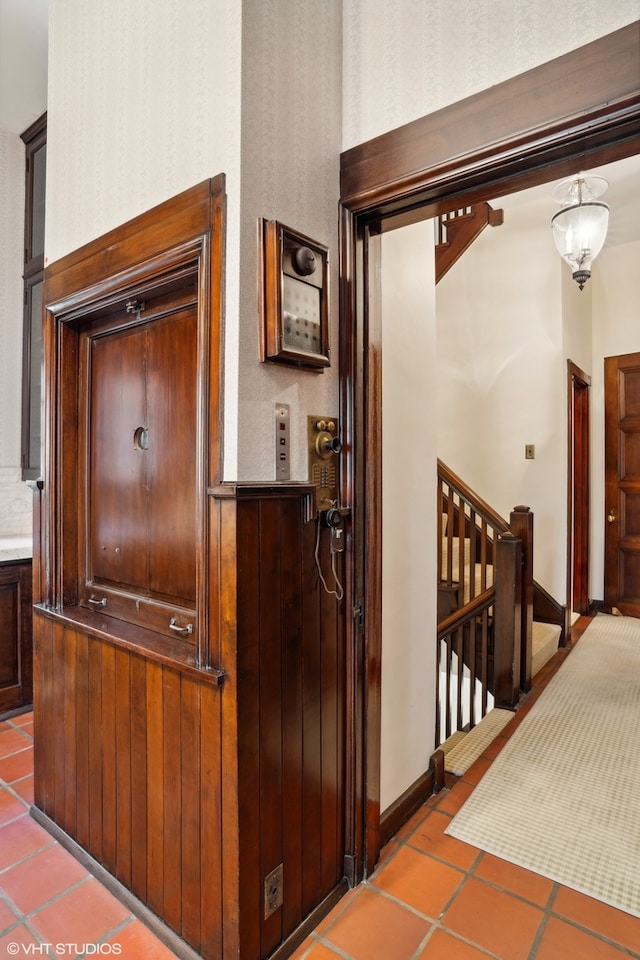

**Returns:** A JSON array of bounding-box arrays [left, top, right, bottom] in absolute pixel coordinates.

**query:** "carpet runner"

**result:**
[[446, 614, 640, 918]]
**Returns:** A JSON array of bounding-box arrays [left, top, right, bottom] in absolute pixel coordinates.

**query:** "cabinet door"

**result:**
[[0, 562, 33, 714], [81, 283, 198, 641]]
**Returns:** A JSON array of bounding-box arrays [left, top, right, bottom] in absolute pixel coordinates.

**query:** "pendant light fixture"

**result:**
[[551, 175, 609, 290]]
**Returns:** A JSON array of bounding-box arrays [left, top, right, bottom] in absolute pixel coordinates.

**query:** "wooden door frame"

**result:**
[[567, 361, 591, 621], [339, 22, 640, 880]]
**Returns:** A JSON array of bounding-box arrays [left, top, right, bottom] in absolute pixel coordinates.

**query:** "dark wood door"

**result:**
[[568, 362, 590, 616], [604, 352, 640, 616], [81, 284, 199, 640], [0, 560, 33, 714]]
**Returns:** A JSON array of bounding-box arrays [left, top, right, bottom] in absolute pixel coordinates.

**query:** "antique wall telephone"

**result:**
[[308, 415, 350, 598]]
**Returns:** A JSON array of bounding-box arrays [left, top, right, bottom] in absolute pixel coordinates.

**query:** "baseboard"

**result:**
[[29, 806, 204, 960], [0, 702, 33, 723], [30, 804, 350, 960], [379, 751, 444, 848]]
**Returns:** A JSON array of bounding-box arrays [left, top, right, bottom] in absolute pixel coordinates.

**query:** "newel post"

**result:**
[[510, 505, 534, 693], [493, 531, 522, 708]]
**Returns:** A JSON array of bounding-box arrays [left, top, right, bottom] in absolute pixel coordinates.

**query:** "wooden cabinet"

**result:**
[[0, 559, 33, 714]]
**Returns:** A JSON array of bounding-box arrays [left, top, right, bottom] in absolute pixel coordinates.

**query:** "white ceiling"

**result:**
[[495, 153, 640, 249]]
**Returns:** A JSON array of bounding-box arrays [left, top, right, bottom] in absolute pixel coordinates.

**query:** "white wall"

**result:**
[[46, 0, 243, 476], [44, 0, 341, 483], [436, 198, 569, 599], [380, 221, 437, 811], [342, 0, 640, 149], [0, 0, 48, 536]]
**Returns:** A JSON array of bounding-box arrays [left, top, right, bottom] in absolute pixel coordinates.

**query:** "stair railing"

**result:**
[[436, 460, 532, 744]]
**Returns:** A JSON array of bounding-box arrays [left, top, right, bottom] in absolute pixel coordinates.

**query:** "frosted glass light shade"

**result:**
[[551, 176, 609, 290]]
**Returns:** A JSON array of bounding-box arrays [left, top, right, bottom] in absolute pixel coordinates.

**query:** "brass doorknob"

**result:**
[[608, 510, 616, 523]]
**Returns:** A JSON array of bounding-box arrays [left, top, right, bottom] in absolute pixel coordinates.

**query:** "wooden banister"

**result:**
[[493, 532, 522, 708], [510, 505, 534, 692], [438, 459, 510, 535], [435, 202, 504, 284], [436, 460, 535, 745]]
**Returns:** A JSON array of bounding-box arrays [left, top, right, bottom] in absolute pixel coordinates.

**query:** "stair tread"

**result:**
[[444, 708, 513, 775], [532, 620, 561, 677], [532, 620, 561, 650]]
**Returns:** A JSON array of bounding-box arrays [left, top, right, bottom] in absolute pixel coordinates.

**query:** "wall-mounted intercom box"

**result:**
[[260, 220, 330, 370]]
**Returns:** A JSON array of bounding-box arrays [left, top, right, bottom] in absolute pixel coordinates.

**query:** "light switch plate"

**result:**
[[275, 404, 290, 479]]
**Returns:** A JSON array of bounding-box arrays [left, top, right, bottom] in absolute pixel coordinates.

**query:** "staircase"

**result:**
[[436, 460, 564, 766]]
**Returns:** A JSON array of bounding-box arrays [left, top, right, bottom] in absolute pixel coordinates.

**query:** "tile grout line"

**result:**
[[1, 872, 94, 923], [0, 830, 60, 877]]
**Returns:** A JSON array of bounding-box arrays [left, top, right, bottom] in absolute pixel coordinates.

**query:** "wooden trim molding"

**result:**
[[341, 22, 640, 217], [339, 21, 640, 881]]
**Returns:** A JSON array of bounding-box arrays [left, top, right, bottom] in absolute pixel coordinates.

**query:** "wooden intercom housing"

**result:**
[[260, 219, 330, 369]]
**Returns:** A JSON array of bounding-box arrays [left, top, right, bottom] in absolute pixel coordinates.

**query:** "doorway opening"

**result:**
[[339, 24, 640, 879]]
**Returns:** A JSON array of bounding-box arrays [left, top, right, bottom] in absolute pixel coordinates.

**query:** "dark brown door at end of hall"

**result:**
[[604, 352, 640, 617]]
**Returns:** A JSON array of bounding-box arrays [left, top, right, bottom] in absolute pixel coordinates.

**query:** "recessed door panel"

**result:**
[[145, 308, 197, 604], [90, 324, 148, 590], [621, 427, 640, 480], [81, 278, 199, 639], [620, 367, 640, 420], [621, 490, 640, 538]]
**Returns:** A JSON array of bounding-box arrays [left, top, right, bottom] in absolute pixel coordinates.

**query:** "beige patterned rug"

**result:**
[[446, 613, 640, 918]]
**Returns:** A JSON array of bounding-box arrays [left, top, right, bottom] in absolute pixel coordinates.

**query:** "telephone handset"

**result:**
[[323, 504, 350, 553]]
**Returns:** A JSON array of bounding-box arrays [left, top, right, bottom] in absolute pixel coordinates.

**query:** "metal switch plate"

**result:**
[[275, 403, 290, 479], [264, 862, 284, 918], [525, 444, 535, 460]]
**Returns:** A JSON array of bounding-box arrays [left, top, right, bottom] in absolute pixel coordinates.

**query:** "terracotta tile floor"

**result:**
[[0, 711, 177, 960], [2, 628, 640, 960]]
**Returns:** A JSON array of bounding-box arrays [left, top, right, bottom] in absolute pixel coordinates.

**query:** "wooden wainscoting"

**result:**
[[212, 483, 347, 960], [32, 483, 347, 960], [32, 611, 224, 958]]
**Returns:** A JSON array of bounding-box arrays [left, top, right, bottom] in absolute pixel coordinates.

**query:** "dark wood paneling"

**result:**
[[281, 495, 304, 935], [214, 484, 346, 957], [129, 653, 148, 902], [301, 505, 323, 917], [33, 609, 223, 957], [34, 482, 345, 960], [199, 680, 223, 960], [235, 498, 261, 960], [114, 646, 132, 889]]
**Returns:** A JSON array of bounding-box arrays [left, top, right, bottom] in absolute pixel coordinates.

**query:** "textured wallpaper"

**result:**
[[46, 0, 242, 265], [342, 0, 640, 149], [236, 0, 342, 481]]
